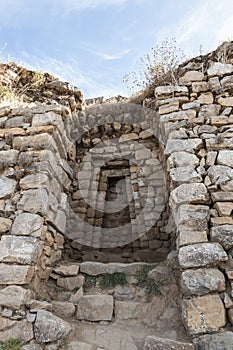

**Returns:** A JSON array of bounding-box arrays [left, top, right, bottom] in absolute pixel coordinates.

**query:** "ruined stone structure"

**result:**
[[0, 42, 233, 349]]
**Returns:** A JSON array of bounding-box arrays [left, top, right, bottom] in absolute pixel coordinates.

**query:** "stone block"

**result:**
[[155, 85, 188, 97], [193, 332, 233, 350], [181, 268, 225, 296], [57, 276, 84, 291], [167, 151, 199, 168], [17, 189, 49, 215], [218, 96, 233, 107], [76, 295, 113, 321], [175, 204, 209, 231], [192, 81, 210, 93], [207, 62, 233, 76], [53, 263, 79, 276], [0, 319, 33, 342], [19, 173, 50, 190], [0, 176, 17, 199], [170, 166, 202, 184], [52, 301, 75, 318], [178, 243, 227, 268], [0, 285, 31, 309], [34, 310, 72, 343], [0, 217, 12, 233], [170, 184, 209, 207], [217, 149, 233, 167], [143, 336, 194, 350], [198, 92, 214, 104], [165, 139, 203, 155], [177, 231, 208, 248], [0, 235, 43, 265], [11, 213, 44, 237], [182, 294, 226, 335], [68, 342, 96, 350], [210, 225, 233, 250], [180, 70, 204, 83], [0, 263, 34, 284]]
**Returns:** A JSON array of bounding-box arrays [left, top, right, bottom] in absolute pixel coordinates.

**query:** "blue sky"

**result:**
[[0, 0, 233, 98]]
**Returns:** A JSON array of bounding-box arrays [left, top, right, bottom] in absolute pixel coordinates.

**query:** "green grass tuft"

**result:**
[[99, 272, 127, 289], [134, 264, 163, 302], [0, 339, 22, 350]]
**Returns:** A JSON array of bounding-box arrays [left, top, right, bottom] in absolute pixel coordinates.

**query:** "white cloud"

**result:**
[[175, 0, 233, 54], [81, 46, 131, 61], [63, 0, 129, 14], [16, 51, 128, 98]]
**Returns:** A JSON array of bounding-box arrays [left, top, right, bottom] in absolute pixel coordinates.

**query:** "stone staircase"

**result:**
[[42, 256, 194, 349]]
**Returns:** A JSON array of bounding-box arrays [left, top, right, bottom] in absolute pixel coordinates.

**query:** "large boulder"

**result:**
[[34, 310, 72, 343]]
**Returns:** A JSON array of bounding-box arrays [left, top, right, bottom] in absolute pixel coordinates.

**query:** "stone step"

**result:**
[[143, 336, 194, 350]]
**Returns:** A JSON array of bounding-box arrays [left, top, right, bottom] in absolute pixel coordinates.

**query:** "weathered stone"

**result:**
[[0, 263, 34, 284], [182, 294, 226, 335], [210, 225, 233, 250], [178, 243, 228, 268], [170, 184, 209, 207], [57, 276, 84, 291], [198, 92, 214, 104], [207, 62, 233, 76], [0, 285, 31, 309], [221, 180, 233, 191], [80, 262, 150, 276], [194, 332, 233, 350], [165, 139, 203, 155], [192, 81, 210, 93], [21, 345, 43, 350], [69, 286, 84, 304], [155, 85, 188, 97], [215, 202, 233, 216], [0, 319, 34, 342], [27, 299, 53, 311], [0, 150, 18, 165], [199, 104, 220, 118], [0, 176, 17, 199], [211, 217, 233, 225], [211, 191, 233, 202], [11, 213, 44, 237], [76, 295, 113, 321], [182, 100, 201, 110], [167, 151, 199, 169], [217, 149, 233, 167], [218, 96, 233, 107], [207, 165, 233, 185], [177, 231, 208, 247], [170, 166, 202, 184], [19, 173, 49, 190], [0, 217, 12, 233], [68, 342, 96, 350], [52, 301, 75, 318], [143, 336, 194, 350], [158, 101, 179, 114], [176, 204, 209, 231], [181, 268, 225, 296], [180, 70, 204, 83], [17, 189, 49, 215], [53, 264, 79, 276], [119, 133, 139, 142], [34, 310, 72, 343], [160, 109, 196, 122], [220, 74, 233, 89], [0, 235, 42, 264]]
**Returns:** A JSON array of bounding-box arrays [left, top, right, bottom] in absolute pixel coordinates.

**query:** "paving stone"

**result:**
[[76, 295, 113, 321]]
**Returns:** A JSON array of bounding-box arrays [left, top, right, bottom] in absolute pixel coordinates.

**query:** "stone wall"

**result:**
[[0, 42, 233, 347]]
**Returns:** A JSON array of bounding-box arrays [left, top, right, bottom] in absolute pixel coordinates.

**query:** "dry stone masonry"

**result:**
[[0, 41, 232, 349]]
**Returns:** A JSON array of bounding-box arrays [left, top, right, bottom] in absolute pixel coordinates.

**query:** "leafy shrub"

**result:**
[[123, 37, 185, 93], [134, 264, 163, 302], [99, 272, 127, 289]]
